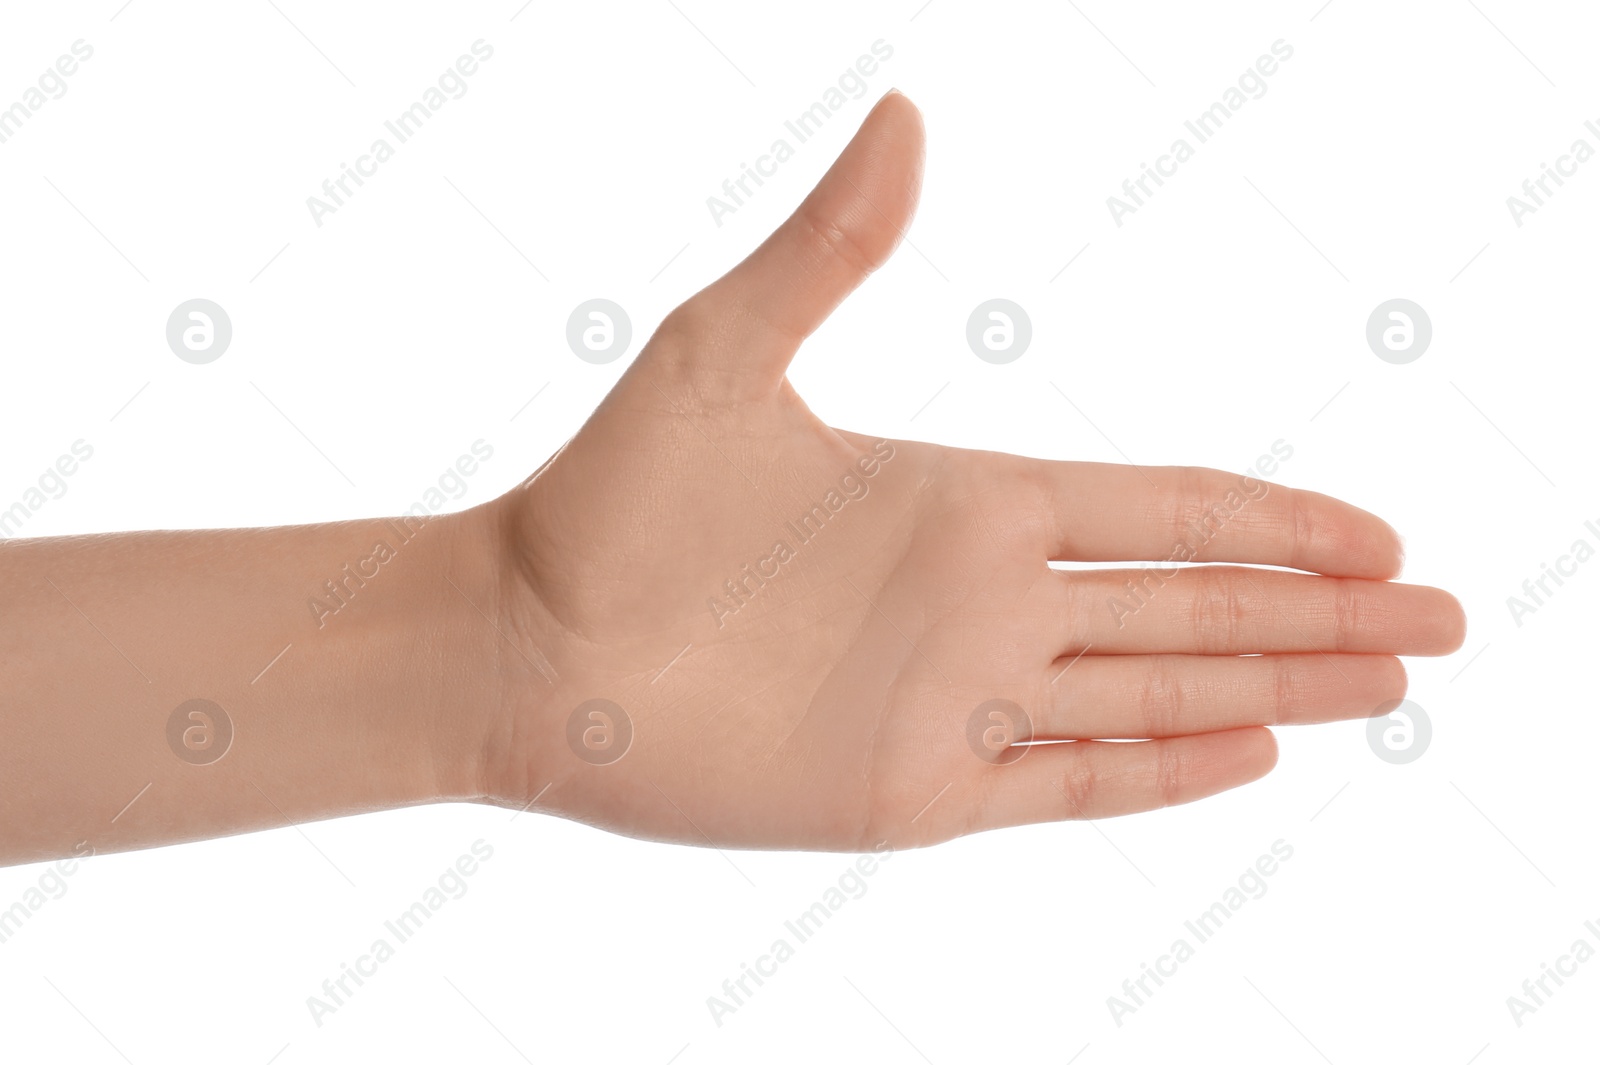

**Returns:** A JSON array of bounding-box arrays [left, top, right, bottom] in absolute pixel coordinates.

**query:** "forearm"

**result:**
[[0, 508, 501, 867]]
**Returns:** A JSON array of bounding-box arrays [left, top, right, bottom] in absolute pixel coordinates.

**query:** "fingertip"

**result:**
[[1239, 726, 1279, 780], [1289, 488, 1405, 579], [1186, 727, 1277, 792], [652, 84, 927, 395], [1354, 512, 1406, 580], [1397, 585, 1468, 656], [1383, 654, 1410, 702], [1376, 521, 1406, 580], [877, 86, 919, 121], [858, 88, 925, 208], [1439, 591, 1468, 654]]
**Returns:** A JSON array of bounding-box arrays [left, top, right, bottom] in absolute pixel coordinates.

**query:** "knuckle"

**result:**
[[644, 299, 751, 407], [1169, 467, 1231, 561], [654, 298, 711, 352], [1169, 467, 1206, 549], [1060, 754, 1100, 819], [1136, 658, 1186, 736], [1054, 571, 1092, 653], [1154, 743, 1186, 808], [1271, 657, 1303, 721], [1190, 568, 1247, 654], [795, 204, 878, 279], [646, 302, 710, 383], [1286, 488, 1311, 569], [1330, 579, 1360, 653]]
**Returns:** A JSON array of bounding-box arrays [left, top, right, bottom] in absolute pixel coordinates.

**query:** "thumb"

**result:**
[[656, 89, 925, 394]]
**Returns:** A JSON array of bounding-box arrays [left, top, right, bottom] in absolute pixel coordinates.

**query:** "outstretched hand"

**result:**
[[478, 91, 1466, 851]]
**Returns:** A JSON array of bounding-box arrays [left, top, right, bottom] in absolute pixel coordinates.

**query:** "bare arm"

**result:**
[[0, 92, 1466, 869], [0, 513, 499, 866]]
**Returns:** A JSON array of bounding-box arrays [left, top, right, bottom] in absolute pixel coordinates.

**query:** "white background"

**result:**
[[1, 1, 1596, 1061]]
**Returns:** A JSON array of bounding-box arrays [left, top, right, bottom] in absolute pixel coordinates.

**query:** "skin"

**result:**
[[0, 91, 1465, 868]]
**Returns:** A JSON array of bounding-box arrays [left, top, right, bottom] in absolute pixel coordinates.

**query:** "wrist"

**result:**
[[459, 488, 576, 815], [403, 502, 514, 806], [255, 508, 507, 816]]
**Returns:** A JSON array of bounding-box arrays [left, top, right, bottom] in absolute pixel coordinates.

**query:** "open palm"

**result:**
[[480, 91, 1464, 852]]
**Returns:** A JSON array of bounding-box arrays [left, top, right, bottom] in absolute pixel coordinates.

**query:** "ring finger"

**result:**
[[1050, 565, 1465, 657], [1036, 652, 1406, 739]]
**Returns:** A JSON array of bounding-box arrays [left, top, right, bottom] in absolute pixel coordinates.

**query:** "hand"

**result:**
[[472, 91, 1467, 851]]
